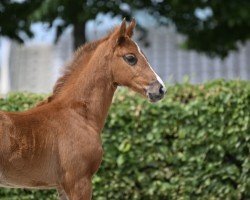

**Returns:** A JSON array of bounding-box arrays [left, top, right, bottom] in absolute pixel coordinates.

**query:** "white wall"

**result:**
[[1, 27, 73, 94], [136, 26, 250, 83], [0, 37, 11, 95], [1, 25, 250, 94]]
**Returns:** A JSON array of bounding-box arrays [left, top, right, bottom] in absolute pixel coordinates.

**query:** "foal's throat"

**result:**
[[64, 62, 116, 133]]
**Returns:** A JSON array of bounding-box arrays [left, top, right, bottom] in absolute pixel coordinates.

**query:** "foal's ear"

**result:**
[[116, 18, 127, 45], [126, 18, 136, 38]]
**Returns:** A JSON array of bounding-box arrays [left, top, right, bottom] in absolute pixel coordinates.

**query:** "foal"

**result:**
[[0, 19, 166, 200]]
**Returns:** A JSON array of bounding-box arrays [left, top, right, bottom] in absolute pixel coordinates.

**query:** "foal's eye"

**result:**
[[123, 54, 137, 66]]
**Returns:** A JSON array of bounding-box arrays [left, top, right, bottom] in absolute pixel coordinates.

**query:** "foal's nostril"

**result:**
[[147, 82, 166, 102], [159, 85, 165, 95]]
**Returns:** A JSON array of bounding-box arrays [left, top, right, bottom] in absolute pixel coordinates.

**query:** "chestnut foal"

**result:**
[[0, 19, 166, 200]]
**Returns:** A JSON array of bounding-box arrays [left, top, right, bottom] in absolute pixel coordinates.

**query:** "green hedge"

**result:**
[[0, 80, 249, 200]]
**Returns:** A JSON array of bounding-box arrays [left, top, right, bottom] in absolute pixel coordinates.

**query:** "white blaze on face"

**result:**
[[134, 42, 165, 87]]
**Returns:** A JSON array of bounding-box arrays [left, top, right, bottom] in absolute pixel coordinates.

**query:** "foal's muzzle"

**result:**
[[146, 81, 166, 102]]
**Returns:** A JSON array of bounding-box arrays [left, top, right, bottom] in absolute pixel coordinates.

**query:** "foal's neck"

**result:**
[[58, 49, 116, 133]]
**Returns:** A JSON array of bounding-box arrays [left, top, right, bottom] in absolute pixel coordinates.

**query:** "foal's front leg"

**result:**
[[62, 177, 92, 200]]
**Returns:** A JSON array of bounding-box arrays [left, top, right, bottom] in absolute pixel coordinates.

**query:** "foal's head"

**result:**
[[107, 19, 166, 102]]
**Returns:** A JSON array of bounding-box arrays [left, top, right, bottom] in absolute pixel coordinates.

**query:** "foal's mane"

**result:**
[[37, 35, 111, 106], [53, 39, 103, 96]]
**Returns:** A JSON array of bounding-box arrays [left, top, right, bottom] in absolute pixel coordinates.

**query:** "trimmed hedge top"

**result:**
[[0, 80, 249, 200]]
